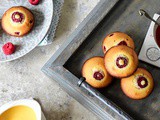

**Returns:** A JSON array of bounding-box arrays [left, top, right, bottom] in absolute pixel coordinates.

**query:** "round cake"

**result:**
[[121, 68, 154, 99], [82, 56, 112, 88], [102, 32, 135, 54], [104, 45, 138, 78], [1, 6, 34, 37]]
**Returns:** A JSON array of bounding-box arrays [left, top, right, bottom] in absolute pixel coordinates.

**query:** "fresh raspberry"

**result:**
[[2, 42, 15, 55], [28, 0, 40, 5]]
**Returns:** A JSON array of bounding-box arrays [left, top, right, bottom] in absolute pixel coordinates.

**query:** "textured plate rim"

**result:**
[[0, 0, 54, 62]]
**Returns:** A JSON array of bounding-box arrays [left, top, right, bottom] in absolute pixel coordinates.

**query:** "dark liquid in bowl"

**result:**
[[156, 26, 160, 47]]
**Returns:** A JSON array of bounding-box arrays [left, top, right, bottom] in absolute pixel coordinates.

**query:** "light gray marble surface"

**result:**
[[0, 0, 100, 120]]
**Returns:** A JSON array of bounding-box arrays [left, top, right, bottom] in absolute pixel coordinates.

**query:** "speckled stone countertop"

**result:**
[[0, 0, 100, 120]]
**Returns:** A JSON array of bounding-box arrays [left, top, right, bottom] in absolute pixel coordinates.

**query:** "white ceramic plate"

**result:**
[[0, 0, 53, 62]]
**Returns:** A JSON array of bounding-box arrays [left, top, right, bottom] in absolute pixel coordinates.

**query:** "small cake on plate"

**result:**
[[121, 68, 154, 100], [104, 45, 138, 78], [82, 56, 112, 88], [1, 6, 34, 37], [102, 32, 135, 54]]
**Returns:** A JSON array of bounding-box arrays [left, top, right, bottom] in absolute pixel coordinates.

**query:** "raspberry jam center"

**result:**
[[116, 57, 128, 68], [12, 12, 24, 23], [93, 72, 104, 80], [109, 34, 114, 37], [118, 41, 127, 46], [103, 46, 106, 52], [137, 76, 148, 88]]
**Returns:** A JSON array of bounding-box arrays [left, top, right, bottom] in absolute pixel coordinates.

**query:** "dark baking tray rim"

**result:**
[[42, 0, 133, 120]]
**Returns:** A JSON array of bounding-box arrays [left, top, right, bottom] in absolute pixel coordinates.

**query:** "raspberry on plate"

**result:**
[[2, 42, 15, 55], [28, 0, 40, 5]]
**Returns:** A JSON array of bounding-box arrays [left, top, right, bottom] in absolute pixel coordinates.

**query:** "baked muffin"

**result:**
[[121, 68, 154, 99], [1, 6, 34, 37], [102, 32, 135, 54], [82, 56, 112, 88], [104, 45, 138, 78]]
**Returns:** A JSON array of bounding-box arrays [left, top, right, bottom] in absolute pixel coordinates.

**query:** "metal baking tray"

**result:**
[[42, 0, 160, 120]]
